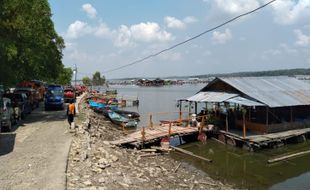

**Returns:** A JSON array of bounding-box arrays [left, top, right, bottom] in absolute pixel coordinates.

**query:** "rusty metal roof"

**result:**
[[183, 91, 238, 102], [217, 76, 310, 108], [225, 96, 265, 106]]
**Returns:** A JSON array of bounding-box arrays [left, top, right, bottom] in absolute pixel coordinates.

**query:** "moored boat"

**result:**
[[107, 111, 138, 127]]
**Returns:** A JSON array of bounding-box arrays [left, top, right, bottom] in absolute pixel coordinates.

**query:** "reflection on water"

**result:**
[[172, 141, 310, 190], [111, 85, 310, 190]]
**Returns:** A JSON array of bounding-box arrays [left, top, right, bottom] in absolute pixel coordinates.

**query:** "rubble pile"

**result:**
[[66, 98, 235, 190]]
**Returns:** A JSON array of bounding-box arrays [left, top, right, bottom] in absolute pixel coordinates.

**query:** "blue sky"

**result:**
[[48, 0, 310, 79]]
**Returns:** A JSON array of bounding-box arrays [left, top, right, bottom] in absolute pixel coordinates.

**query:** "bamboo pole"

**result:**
[[170, 146, 212, 163], [268, 150, 310, 164]]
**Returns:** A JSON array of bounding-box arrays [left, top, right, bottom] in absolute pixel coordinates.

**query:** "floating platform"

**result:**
[[218, 127, 310, 151], [111, 125, 202, 147]]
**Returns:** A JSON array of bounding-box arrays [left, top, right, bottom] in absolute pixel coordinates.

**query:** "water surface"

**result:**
[[111, 84, 310, 190]]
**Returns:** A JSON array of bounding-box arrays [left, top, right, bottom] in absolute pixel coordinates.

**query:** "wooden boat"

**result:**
[[107, 111, 138, 127], [114, 110, 140, 120]]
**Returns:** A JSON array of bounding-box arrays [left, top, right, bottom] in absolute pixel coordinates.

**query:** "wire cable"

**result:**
[[102, 0, 277, 74]]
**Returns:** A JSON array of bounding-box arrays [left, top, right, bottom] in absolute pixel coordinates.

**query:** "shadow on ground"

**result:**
[[0, 133, 16, 156], [0, 103, 68, 156]]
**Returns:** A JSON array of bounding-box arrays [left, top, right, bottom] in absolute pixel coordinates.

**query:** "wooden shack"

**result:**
[[180, 76, 310, 138]]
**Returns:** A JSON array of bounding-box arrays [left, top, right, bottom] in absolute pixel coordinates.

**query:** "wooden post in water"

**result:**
[[141, 127, 145, 148], [266, 107, 269, 130], [149, 114, 153, 129], [168, 123, 172, 138], [179, 101, 182, 126], [243, 111, 246, 138], [225, 114, 228, 132], [290, 106, 293, 122]]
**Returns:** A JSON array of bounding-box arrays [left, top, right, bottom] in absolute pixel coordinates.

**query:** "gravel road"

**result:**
[[0, 105, 72, 190]]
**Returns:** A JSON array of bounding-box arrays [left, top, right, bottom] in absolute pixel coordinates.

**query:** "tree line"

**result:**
[[0, 0, 72, 88], [82, 72, 106, 86]]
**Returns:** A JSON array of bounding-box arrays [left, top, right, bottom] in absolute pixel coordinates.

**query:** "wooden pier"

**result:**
[[219, 127, 310, 151], [111, 125, 201, 147]]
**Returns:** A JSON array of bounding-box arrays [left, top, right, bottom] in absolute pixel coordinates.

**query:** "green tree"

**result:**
[[92, 71, 105, 86], [0, 0, 65, 86], [82, 77, 92, 86], [55, 67, 73, 85]]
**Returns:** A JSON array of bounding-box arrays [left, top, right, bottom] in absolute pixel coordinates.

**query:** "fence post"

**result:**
[[168, 123, 172, 138], [149, 114, 153, 129], [141, 126, 145, 148]]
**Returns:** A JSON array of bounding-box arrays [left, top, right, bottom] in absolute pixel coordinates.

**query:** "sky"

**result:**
[[48, 0, 310, 79]]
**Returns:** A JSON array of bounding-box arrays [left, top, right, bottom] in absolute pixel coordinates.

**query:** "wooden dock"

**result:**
[[219, 127, 310, 151], [111, 125, 201, 147]]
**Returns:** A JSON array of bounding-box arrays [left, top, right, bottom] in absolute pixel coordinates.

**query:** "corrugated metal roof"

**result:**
[[225, 96, 265, 106], [217, 76, 310, 107], [185, 92, 238, 102]]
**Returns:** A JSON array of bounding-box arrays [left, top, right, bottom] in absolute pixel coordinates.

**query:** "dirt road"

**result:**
[[0, 106, 72, 190]]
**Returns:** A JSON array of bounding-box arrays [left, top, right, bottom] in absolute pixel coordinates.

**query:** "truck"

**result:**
[[64, 86, 76, 103], [45, 85, 64, 110]]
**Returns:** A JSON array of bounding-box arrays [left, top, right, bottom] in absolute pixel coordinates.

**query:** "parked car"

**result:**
[[15, 88, 39, 109], [64, 87, 76, 103], [4, 92, 32, 119], [1, 98, 15, 132], [45, 85, 64, 110]]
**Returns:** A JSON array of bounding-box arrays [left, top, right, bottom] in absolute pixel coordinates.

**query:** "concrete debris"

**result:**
[[66, 94, 235, 190]]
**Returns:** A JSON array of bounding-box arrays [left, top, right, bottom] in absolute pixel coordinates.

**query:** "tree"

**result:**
[[0, 0, 65, 86], [82, 77, 92, 86], [55, 67, 73, 85], [92, 71, 105, 86]]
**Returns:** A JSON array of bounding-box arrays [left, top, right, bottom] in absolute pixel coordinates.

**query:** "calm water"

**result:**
[[110, 85, 310, 190]]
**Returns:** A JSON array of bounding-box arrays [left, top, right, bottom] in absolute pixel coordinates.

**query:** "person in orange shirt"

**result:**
[[67, 100, 76, 126]]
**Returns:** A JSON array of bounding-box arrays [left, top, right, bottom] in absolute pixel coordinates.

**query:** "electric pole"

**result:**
[[74, 64, 77, 86]]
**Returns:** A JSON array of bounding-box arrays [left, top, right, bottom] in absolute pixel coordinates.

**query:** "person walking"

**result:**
[[67, 100, 76, 128]]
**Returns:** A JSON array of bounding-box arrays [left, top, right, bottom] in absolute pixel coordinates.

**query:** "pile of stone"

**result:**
[[66, 97, 235, 190]]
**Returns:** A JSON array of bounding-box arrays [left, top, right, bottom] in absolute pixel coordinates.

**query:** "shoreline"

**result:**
[[66, 95, 236, 190]]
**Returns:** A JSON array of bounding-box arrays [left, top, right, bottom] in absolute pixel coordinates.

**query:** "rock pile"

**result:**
[[66, 99, 235, 190]]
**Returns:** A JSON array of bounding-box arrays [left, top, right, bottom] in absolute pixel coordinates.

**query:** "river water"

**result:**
[[109, 84, 310, 190]]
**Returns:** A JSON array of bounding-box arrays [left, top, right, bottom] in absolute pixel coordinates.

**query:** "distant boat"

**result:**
[[107, 111, 138, 127]]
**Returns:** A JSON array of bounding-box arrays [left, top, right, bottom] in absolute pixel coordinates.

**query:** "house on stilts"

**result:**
[[179, 76, 310, 151]]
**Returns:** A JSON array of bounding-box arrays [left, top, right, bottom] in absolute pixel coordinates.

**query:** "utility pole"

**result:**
[[73, 64, 77, 86]]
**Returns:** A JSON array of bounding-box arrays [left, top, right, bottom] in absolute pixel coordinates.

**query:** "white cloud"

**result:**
[[82, 3, 97, 19], [184, 16, 198, 24], [294, 29, 310, 47], [270, 0, 310, 25], [212, 28, 232, 44], [94, 23, 112, 38], [209, 0, 260, 16], [115, 22, 174, 47], [164, 16, 197, 29], [114, 25, 135, 48], [204, 0, 310, 25], [65, 20, 92, 39], [164, 16, 185, 29]]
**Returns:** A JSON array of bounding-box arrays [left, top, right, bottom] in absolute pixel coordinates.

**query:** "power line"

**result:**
[[103, 0, 277, 74]]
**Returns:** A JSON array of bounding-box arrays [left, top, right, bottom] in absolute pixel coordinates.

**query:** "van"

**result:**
[[45, 85, 64, 110]]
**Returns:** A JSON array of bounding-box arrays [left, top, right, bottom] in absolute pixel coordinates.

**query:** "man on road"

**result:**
[[67, 100, 76, 128]]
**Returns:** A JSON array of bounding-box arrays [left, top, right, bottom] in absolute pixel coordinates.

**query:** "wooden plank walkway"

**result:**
[[220, 127, 310, 145], [110, 125, 200, 146]]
